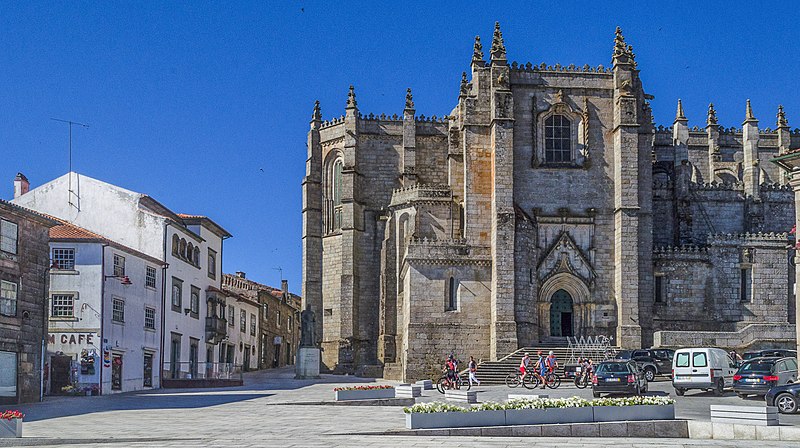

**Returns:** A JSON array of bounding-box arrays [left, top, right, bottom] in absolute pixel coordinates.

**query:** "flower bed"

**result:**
[[403, 396, 676, 429], [0, 411, 23, 438], [334, 385, 395, 401]]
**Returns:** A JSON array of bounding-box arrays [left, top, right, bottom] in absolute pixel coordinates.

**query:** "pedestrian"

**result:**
[[468, 356, 480, 386]]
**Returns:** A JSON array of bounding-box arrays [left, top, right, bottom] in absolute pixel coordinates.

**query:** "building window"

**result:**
[[208, 249, 217, 278], [325, 158, 344, 233], [544, 114, 572, 164], [193, 247, 200, 266], [112, 298, 125, 323], [0, 280, 18, 317], [52, 248, 75, 270], [250, 313, 256, 336], [143, 353, 153, 387], [51, 294, 75, 318], [446, 277, 458, 311], [228, 305, 235, 326], [262, 303, 269, 320], [113, 254, 125, 277], [171, 277, 183, 312], [190, 286, 200, 317], [145, 266, 157, 289], [172, 234, 179, 256], [276, 310, 281, 327], [741, 268, 752, 303], [179, 239, 187, 259], [654, 275, 665, 303], [240, 310, 246, 333], [145, 307, 156, 330], [0, 219, 18, 254]]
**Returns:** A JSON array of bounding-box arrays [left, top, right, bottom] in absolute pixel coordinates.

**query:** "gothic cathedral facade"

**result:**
[[302, 24, 797, 380]]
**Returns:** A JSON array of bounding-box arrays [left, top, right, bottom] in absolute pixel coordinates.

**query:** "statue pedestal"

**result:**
[[295, 346, 320, 379]]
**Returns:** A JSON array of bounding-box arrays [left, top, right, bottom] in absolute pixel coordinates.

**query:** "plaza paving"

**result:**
[[3, 368, 799, 447]]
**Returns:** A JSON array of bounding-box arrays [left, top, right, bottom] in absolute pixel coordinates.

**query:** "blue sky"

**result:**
[[2, 1, 799, 292]]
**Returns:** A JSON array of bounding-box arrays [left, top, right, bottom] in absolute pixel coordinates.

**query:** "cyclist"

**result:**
[[443, 355, 457, 388], [545, 350, 559, 375], [534, 350, 547, 389], [519, 352, 531, 377]]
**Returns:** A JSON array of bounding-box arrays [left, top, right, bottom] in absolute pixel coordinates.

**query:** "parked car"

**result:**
[[733, 357, 798, 397], [672, 347, 737, 396], [591, 360, 648, 398], [742, 349, 797, 361], [766, 381, 800, 414], [615, 349, 673, 381]]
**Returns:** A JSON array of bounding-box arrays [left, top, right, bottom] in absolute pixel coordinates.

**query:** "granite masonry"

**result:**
[[302, 24, 799, 380]]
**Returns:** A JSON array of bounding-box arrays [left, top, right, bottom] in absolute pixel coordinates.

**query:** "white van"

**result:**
[[672, 347, 737, 396]]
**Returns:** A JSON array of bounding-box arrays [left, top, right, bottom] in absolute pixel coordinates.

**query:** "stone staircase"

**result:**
[[470, 341, 574, 385]]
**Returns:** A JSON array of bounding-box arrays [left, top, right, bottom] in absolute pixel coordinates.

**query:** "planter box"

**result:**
[[406, 410, 505, 429], [0, 418, 22, 438], [444, 389, 477, 403], [415, 380, 433, 390], [508, 393, 549, 401], [505, 407, 594, 425], [334, 388, 395, 401], [592, 404, 675, 422]]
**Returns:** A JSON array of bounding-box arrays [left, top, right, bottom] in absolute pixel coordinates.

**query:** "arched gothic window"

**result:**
[[187, 243, 194, 261], [544, 115, 572, 163], [332, 159, 343, 230], [172, 234, 179, 256], [324, 156, 344, 233], [179, 239, 187, 259], [446, 277, 458, 311], [193, 247, 200, 266]]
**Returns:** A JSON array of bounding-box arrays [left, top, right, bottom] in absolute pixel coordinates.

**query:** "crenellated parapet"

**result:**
[[690, 181, 743, 191], [653, 245, 711, 263], [405, 237, 492, 266], [706, 232, 789, 244], [389, 183, 453, 207], [509, 61, 614, 74]]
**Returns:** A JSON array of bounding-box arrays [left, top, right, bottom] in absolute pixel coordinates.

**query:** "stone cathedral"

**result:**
[[302, 24, 798, 380]]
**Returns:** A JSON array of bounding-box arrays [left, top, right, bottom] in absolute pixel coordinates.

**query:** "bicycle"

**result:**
[[531, 370, 561, 389], [436, 372, 471, 393], [574, 369, 592, 389]]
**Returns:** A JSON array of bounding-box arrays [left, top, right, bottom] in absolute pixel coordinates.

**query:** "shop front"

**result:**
[[47, 331, 101, 396]]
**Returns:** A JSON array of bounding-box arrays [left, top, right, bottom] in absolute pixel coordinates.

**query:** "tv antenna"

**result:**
[[50, 118, 89, 209], [272, 266, 284, 281]]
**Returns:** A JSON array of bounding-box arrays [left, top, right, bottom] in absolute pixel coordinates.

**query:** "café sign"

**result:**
[[48, 332, 97, 346]]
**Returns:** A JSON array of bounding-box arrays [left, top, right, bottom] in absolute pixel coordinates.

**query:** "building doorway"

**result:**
[[50, 354, 72, 395], [111, 354, 123, 391], [549, 289, 574, 337], [170, 333, 181, 379]]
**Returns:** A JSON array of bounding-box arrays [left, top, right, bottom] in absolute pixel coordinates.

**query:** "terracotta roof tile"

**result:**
[[49, 220, 164, 265]]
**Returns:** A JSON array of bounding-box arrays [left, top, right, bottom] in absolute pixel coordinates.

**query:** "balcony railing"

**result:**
[[162, 362, 242, 381], [205, 316, 227, 343]]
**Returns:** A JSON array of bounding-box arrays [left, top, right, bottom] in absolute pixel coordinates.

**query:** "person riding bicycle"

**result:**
[[444, 355, 457, 387], [545, 351, 559, 374], [519, 352, 531, 376]]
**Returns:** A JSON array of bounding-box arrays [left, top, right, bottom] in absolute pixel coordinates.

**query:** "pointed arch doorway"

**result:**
[[549, 289, 574, 337]]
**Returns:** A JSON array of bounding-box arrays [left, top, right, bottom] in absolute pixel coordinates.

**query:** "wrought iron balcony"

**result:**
[[205, 316, 227, 344]]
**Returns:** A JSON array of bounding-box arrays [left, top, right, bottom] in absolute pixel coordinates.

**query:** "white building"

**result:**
[[47, 221, 164, 394], [216, 287, 260, 372], [13, 172, 232, 383]]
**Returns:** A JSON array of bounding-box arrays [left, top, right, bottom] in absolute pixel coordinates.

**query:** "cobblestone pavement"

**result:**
[[2, 369, 797, 447]]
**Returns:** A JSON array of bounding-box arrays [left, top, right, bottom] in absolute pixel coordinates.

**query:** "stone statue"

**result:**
[[300, 305, 316, 347]]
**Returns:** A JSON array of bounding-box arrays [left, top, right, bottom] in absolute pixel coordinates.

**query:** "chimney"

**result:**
[[281, 279, 289, 295], [13, 173, 29, 199], [235, 271, 246, 279]]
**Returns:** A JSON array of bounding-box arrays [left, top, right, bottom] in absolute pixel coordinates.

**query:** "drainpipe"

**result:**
[[40, 262, 52, 402], [159, 222, 172, 387], [99, 243, 108, 395]]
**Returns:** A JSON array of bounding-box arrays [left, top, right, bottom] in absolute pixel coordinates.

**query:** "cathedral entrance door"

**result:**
[[549, 290, 574, 337]]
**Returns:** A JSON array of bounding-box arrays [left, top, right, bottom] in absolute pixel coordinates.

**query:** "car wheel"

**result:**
[[644, 367, 656, 382], [712, 379, 724, 396], [675, 388, 685, 396], [593, 391, 601, 398], [775, 393, 798, 414]]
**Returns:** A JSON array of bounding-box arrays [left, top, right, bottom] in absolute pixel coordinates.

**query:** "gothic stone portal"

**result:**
[[549, 289, 574, 337]]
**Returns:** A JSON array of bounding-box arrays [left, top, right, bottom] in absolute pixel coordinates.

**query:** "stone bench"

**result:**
[[415, 380, 433, 390], [710, 405, 779, 426], [445, 389, 477, 403], [508, 393, 549, 401], [396, 384, 422, 398]]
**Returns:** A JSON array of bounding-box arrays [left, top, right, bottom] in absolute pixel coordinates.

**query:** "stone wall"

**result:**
[[0, 202, 56, 404]]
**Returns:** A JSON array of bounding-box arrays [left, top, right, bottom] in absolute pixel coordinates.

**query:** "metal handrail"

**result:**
[[162, 362, 242, 380]]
